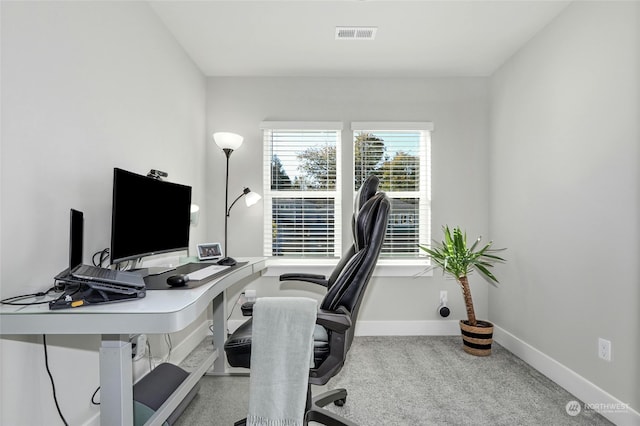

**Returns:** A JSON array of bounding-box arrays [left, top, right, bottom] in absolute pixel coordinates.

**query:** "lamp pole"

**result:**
[[222, 148, 233, 258], [213, 132, 260, 267]]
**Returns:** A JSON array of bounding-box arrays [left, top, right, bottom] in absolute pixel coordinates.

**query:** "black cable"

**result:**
[[225, 292, 247, 335], [115, 259, 132, 271], [91, 386, 100, 405], [226, 292, 244, 322], [92, 248, 110, 267], [101, 249, 110, 267], [43, 335, 69, 426], [0, 286, 59, 306]]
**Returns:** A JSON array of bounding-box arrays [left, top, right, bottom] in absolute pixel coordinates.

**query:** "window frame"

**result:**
[[261, 121, 434, 277], [261, 121, 343, 263], [351, 122, 433, 264]]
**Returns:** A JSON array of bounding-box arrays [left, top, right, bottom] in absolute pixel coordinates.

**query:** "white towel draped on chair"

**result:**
[[247, 297, 318, 426]]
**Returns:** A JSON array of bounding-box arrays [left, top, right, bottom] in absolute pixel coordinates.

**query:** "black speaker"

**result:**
[[438, 305, 451, 318]]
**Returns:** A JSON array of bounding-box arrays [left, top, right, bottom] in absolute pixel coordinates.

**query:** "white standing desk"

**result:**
[[0, 257, 266, 426]]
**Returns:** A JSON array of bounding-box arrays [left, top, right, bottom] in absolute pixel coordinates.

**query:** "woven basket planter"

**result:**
[[460, 320, 494, 356]]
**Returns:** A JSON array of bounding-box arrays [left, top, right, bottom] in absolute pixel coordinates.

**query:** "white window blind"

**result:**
[[352, 122, 432, 258], [261, 122, 342, 258]]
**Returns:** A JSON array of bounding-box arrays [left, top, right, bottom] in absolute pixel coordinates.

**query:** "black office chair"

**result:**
[[279, 174, 381, 291], [224, 176, 390, 426]]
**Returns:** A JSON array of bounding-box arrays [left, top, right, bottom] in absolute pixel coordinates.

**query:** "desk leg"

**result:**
[[211, 293, 226, 374], [100, 334, 133, 426]]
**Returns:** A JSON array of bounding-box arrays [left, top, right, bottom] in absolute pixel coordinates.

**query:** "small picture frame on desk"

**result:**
[[197, 242, 223, 261]]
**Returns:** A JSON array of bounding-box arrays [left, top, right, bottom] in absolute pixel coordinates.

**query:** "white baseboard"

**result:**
[[494, 325, 640, 426], [168, 320, 214, 365], [82, 413, 100, 426], [354, 320, 460, 336], [229, 319, 461, 337]]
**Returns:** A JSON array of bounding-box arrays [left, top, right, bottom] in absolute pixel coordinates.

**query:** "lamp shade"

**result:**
[[213, 132, 243, 150], [245, 191, 262, 207], [190, 204, 200, 226]]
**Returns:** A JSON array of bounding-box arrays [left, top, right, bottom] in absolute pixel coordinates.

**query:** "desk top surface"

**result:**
[[0, 258, 266, 335]]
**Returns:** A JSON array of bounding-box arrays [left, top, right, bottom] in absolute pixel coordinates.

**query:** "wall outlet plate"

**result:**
[[131, 334, 147, 361], [598, 338, 611, 361], [244, 289, 257, 303]]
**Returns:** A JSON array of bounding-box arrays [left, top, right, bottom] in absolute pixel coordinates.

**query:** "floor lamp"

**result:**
[[213, 132, 261, 266]]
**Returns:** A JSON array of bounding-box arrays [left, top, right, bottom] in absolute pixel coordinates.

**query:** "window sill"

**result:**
[[264, 258, 432, 278]]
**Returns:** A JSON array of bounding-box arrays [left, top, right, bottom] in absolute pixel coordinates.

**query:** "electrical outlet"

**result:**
[[598, 338, 611, 361], [440, 290, 447, 303], [244, 289, 257, 302], [131, 334, 147, 361]]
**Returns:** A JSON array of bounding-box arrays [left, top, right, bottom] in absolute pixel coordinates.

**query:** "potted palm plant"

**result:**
[[419, 226, 505, 356]]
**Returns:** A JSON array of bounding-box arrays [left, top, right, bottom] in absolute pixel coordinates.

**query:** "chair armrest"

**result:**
[[243, 304, 352, 331], [309, 308, 353, 385], [240, 301, 255, 316], [280, 273, 329, 288], [316, 309, 352, 333]]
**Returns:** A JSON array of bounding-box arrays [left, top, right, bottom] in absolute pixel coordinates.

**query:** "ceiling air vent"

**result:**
[[335, 26, 378, 41]]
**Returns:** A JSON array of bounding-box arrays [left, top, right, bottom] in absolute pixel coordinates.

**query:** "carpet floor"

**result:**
[[174, 336, 613, 425]]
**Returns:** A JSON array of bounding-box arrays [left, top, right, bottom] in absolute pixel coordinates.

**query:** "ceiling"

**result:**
[[149, 1, 570, 78]]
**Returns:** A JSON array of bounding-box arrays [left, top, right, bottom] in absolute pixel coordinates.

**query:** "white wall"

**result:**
[[7, 1, 637, 424], [206, 77, 492, 327], [490, 0, 639, 415], [0, 2, 206, 424]]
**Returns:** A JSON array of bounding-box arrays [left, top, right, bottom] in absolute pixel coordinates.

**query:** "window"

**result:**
[[261, 122, 342, 259], [261, 120, 431, 267], [352, 122, 432, 259]]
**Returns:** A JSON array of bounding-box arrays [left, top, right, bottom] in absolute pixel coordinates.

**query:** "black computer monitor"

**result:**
[[110, 168, 192, 265], [70, 209, 84, 269]]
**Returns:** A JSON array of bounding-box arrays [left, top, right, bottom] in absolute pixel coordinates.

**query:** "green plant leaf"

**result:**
[[420, 226, 505, 283], [419, 226, 506, 323], [475, 263, 499, 284]]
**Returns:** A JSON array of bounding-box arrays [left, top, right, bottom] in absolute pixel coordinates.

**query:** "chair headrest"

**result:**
[[327, 175, 382, 288], [354, 192, 387, 251], [354, 175, 379, 213]]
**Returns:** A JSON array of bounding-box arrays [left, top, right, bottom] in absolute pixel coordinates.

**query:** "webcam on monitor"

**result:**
[[147, 169, 168, 180]]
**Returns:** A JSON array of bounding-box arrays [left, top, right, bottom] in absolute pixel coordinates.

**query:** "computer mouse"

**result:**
[[216, 257, 237, 266], [167, 274, 189, 287]]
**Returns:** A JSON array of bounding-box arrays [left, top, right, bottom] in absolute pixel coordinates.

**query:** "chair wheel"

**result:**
[[334, 398, 346, 407]]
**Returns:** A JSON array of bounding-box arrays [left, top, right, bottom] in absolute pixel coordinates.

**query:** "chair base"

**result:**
[[305, 388, 358, 426], [233, 387, 358, 426]]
